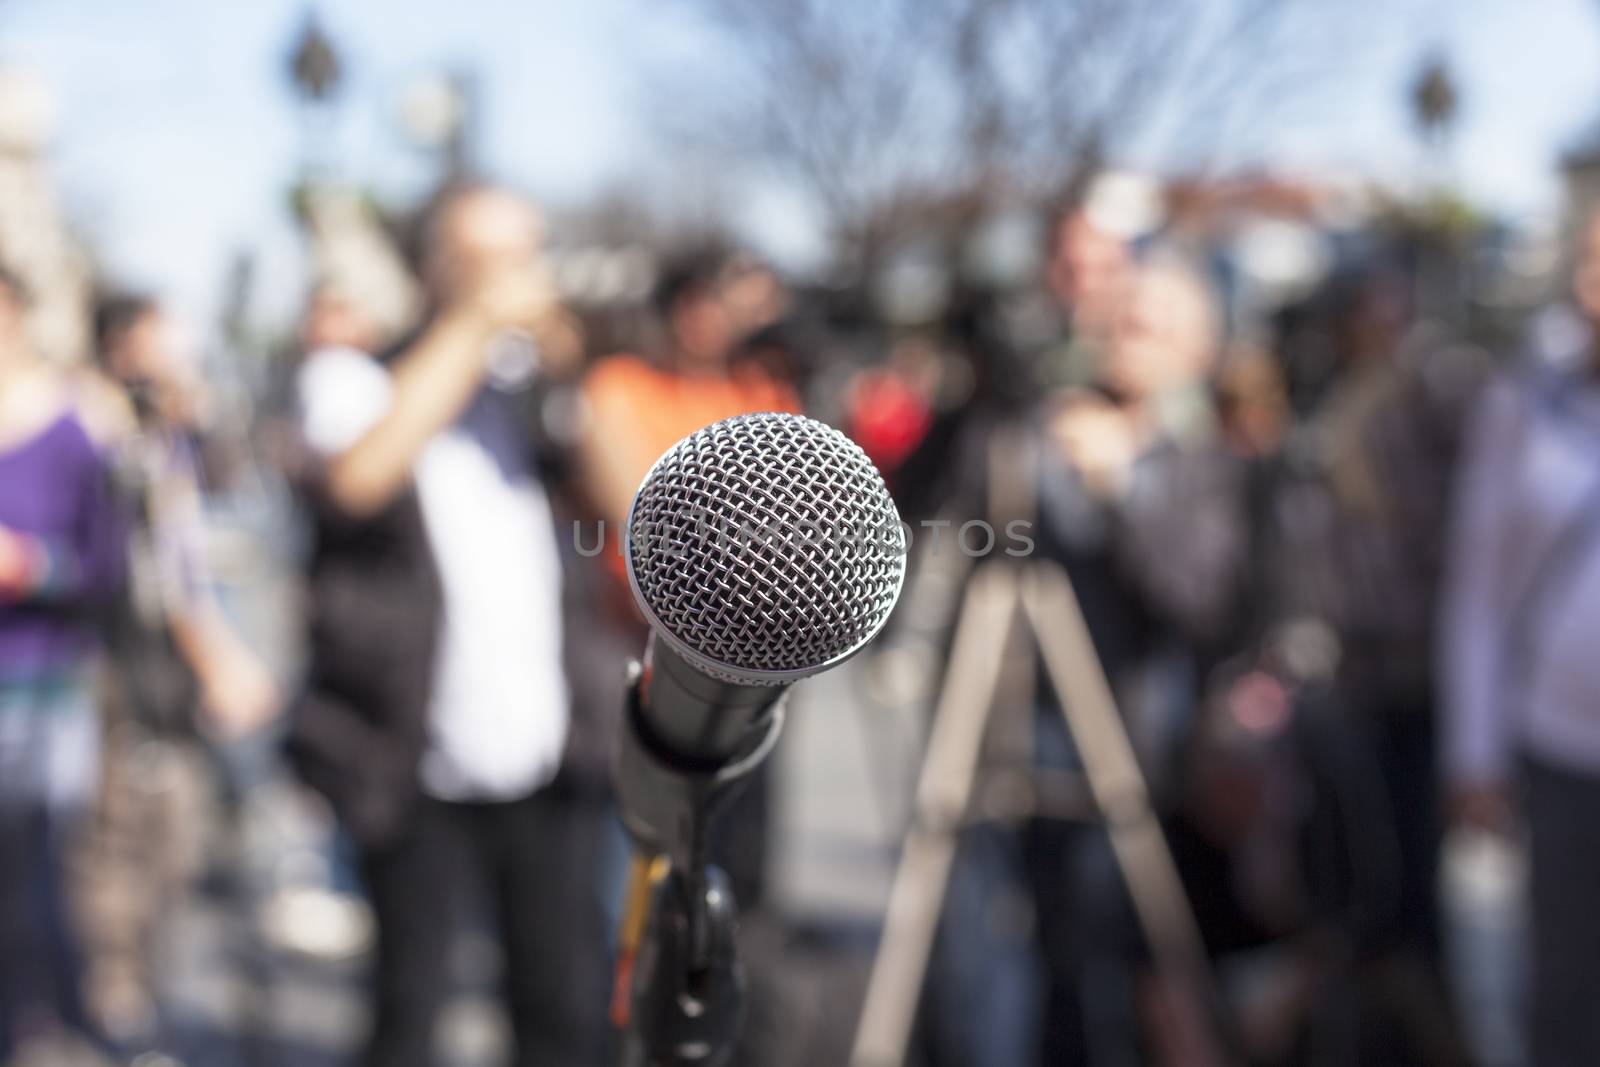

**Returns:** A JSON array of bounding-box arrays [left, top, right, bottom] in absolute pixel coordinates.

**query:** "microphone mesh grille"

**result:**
[[628, 413, 905, 679]]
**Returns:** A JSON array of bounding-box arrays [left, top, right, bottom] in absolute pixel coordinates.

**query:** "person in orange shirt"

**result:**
[[580, 251, 799, 933], [582, 251, 800, 530]]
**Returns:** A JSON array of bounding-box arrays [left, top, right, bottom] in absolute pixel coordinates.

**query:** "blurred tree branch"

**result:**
[[656, 0, 1372, 271]]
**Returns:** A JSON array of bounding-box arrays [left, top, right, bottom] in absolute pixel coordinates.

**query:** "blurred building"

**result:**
[[0, 66, 92, 365]]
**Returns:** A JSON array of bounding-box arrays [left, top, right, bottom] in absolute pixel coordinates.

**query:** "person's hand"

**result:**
[[1449, 779, 1517, 836], [1051, 392, 1140, 497], [198, 643, 281, 740], [0, 525, 41, 600], [458, 262, 559, 336]]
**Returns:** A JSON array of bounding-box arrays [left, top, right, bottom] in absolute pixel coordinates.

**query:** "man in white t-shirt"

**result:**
[[289, 185, 614, 1067]]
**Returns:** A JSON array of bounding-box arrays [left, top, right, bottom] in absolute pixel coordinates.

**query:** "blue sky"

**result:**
[[2, 0, 1599, 330]]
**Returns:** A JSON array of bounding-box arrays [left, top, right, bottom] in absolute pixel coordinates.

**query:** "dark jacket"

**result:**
[[289, 483, 440, 846]]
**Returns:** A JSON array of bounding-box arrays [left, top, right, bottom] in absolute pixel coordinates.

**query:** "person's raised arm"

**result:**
[[321, 269, 555, 518], [321, 305, 494, 518]]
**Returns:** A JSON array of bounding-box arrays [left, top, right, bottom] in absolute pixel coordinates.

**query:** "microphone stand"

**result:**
[[614, 662, 787, 1067]]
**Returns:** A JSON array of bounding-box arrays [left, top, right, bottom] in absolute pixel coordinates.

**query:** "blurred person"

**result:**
[[884, 210, 1135, 526], [1255, 258, 1484, 1065], [580, 249, 800, 892], [68, 294, 280, 1056], [1041, 208, 1135, 389], [1138, 253, 1484, 1067], [1043, 252, 1251, 1060], [1044, 255, 1472, 1066], [1213, 348, 1292, 463], [1443, 206, 1600, 1067], [286, 182, 618, 1067], [923, 252, 1251, 1067], [1050, 255, 1211, 468], [0, 267, 126, 1063], [582, 248, 800, 532], [92, 294, 279, 740], [578, 250, 801, 1062], [1043, 253, 1246, 679], [718, 252, 791, 341]]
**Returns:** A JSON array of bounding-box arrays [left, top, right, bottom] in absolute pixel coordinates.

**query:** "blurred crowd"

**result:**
[[2, 138, 1600, 1067]]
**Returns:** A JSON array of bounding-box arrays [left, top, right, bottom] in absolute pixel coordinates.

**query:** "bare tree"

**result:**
[[657, 0, 1375, 271]]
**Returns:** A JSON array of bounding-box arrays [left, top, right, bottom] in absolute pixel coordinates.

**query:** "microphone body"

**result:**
[[612, 412, 905, 1066], [614, 632, 786, 858], [637, 631, 783, 769]]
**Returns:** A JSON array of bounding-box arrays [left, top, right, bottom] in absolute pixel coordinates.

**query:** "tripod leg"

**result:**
[[851, 562, 1020, 1067], [1021, 561, 1239, 1066]]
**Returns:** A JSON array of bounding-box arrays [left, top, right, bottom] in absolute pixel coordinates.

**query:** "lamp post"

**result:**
[[287, 11, 344, 178]]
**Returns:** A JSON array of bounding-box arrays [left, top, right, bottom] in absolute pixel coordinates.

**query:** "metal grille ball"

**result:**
[[626, 412, 906, 681]]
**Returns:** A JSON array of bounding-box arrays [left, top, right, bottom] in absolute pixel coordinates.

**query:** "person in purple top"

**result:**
[[0, 267, 126, 1061]]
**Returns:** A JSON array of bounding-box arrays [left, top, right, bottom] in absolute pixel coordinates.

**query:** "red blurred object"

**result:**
[[847, 368, 933, 474]]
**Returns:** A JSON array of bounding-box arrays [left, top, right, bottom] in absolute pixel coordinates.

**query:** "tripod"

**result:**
[[851, 441, 1238, 1067]]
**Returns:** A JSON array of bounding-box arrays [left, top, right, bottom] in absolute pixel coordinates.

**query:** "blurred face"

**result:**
[[671, 286, 735, 370], [721, 263, 787, 337], [1102, 264, 1218, 403], [1216, 351, 1288, 456], [1575, 209, 1600, 328], [108, 307, 178, 385], [1340, 276, 1410, 366], [429, 188, 541, 302], [1048, 212, 1130, 332]]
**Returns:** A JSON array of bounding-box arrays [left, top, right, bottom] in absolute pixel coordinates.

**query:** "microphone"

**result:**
[[612, 412, 906, 1064], [623, 411, 907, 779]]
